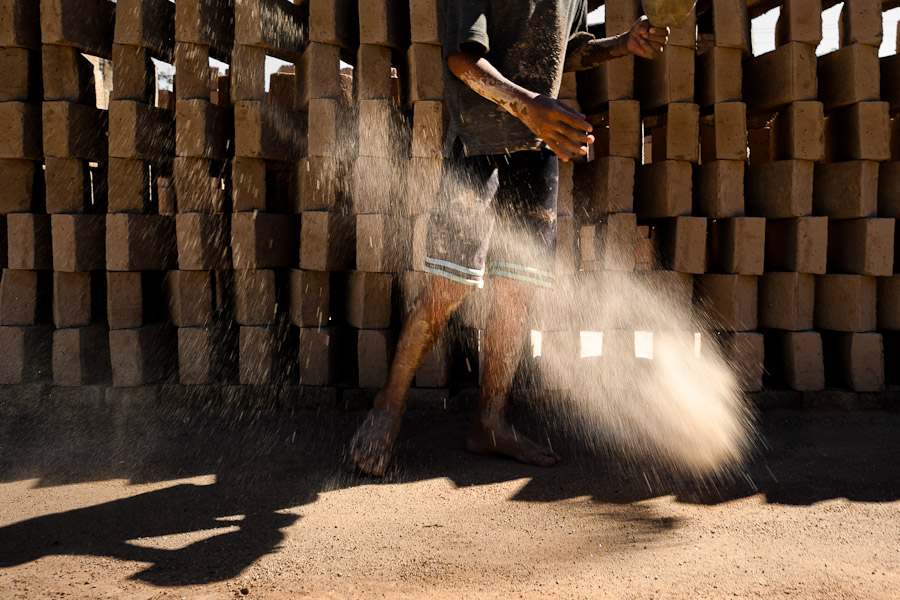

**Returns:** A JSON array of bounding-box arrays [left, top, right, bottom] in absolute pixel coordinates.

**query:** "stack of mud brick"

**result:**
[[883, 5, 900, 388], [230, 0, 303, 386], [107, 0, 177, 387], [172, 0, 234, 385], [0, 0, 49, 384]]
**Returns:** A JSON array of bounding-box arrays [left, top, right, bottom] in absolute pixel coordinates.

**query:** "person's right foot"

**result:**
[[349, 405, 404, 476], [466, 419, 560, 467]]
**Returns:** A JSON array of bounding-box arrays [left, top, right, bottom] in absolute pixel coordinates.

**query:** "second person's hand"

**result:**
[[516, 94, 594, 162]]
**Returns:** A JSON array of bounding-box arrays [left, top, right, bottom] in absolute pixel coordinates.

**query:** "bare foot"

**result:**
[[350, 406, 403, 476], [466, 420, 560, 467]]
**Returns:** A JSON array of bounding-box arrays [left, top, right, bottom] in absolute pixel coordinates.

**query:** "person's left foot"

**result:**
[[466, 420, 560, 467], [350, 405, 403, 476]]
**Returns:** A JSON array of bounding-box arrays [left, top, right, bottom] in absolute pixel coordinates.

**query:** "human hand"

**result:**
[[517, 94, 594, 162], [625, 17, 669, 59]]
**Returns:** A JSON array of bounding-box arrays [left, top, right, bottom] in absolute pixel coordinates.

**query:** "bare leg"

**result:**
[[350, 275, 473, 475], [466, 277, 560, 467]]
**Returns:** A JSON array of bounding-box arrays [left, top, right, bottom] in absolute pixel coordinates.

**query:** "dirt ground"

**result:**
[[1, 386, 899, 599]]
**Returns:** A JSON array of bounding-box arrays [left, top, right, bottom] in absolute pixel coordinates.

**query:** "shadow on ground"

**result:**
[[0, 384, 898, 586]]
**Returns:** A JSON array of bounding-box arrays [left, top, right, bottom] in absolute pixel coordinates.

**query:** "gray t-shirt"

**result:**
[[442, 0, 593, 156]]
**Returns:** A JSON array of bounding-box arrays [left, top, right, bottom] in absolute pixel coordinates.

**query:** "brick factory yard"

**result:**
[[1, 387, 899, 599]]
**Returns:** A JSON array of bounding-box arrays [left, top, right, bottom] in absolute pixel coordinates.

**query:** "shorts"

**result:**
[[424, 141, 559, 289]]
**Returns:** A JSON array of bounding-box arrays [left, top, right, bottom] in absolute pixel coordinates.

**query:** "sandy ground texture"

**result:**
[[1, 386, 899, 599]]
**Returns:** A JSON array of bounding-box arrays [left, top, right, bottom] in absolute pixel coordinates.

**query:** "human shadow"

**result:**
[[0, 384, 898, 586]]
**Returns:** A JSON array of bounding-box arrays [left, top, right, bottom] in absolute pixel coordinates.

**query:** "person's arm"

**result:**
[[446, 50, 594, 162], [564, 17, 670, 72]]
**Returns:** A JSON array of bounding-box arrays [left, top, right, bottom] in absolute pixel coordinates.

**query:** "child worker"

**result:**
[[351, 0, 669, 476]]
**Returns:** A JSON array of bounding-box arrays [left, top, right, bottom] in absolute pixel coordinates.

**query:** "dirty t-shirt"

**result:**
[[443, 0, 593, 156]]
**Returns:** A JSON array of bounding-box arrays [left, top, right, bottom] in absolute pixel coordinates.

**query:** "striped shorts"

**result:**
[[424, 141, 559, 289]]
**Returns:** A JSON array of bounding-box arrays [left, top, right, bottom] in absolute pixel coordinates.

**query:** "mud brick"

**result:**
[[177, 326, 231, 384], [646, 104, 699, 162], [106, 271, 144, 329], [114, 0, 175, 56], [110, 45, 156, 104], [42, 102, 107, 160], [694, 48, 740, 109], [747, 126, 772, 164], [405, 157, 441, 215], [573, 157, 634, 219], [651, 216, 707, 274], [52, 271, 97, 328], [774, 0, 823, 46], [814, 274, 876, 331], [295, 156, 344, 212], [352, 155, 405, 214], [816, 44, 879, 113], [44, 158, 91, 214], [405, 42, 442, 105], [310, 0, 359, 47], [176, 99, 230, 160], [0, 325, 52, 383], [106, 213, 177, 271], [813, 161, 878, 219], [0, 0, 41, 49], [767, 331, 824, 390], [759, 272, 815, 330], [295, 326, 337, 385], [604, 0, 641, 33], [883, 55, 900, 113], [0, 48, 37, 102], [765, 217, 827, 274], [41, 0, 114, 58], [710, 0, 750, 50], [359, 0, 409, 48], [770, 101, 824, 161], [109, 323, 176, 386], [225, 156, 263, 212], [238, 325, 287, 385], [295, 42, 342, 111], [356, 213, 402, 272], [175, 42, 213, 101], [109, 100, 175, 160], [408, 0, 441, 44], [356, 44, 393, 101], [695, 274, 757, 331], [699, 103, 746, 162], [164, 270, 213, 327], [299, 211, 354, 271], [7, 213, 51, 270], [308, 98, 342, 157], [410, 101, 443, 159], [174, 0, 235, 55], [718, 331, 764, 391], [0, 268, 48, 325], [234, 101, 303, 160], [824, 102, 891, 162], [358, 328, 396, 388], [52, 325, 109, 385], [235, 0, 305, 60], [344, 270, 392, 328], [575, 56, 634, 111], [156, 176, 176, 214], [590, 100, 641, 159], [175, 212, 229, 270], [745, 160, 813, 218], [173, 157, 219, 213], [41, 46, 97, 106], [880, 162, 900, 218], [288, 269, 328, 327], [0, 102, 41, 160], [839, 0, 883, 47], [233, 269, 277, 325], [358, 99, 404, 158], [743, 42, 816, 114], [693, 160, 744, 218], [585, 212, 637, 272], [107, 158, 151, 213], [827, 332, 884, 391], [0, 159, 42, 213], [416, 333, 449, 387], [231, 211, 298, 269], [634, 160, 692, 219], [634, 46, 695, 111], [708, 217, 765, 275], [877, 275, 900, 329], [666, 3, 695, 47], [267, 70, 295, 110], [51, 214, 104, 272], [557, 160, 574, 216], [827, 218, 895, 276]]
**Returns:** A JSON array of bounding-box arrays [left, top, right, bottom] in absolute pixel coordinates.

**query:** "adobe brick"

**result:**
[[635, 46, 695, 111], [295, 325, 339, 385], [882, 54, 900, 113], [634, 160, 692, 218], [295, 155, 344, 212], [175, 42, 214, 101], [111, 44, 156, 104], [693, 160, 744, 218], [51, 214, 105, 272], [813, 160, 878, 219], [295, 42, 342, 111], [743, 42, 816, 114], [156, 176, 176, 214], [405, 43, 442, 105], [765, 216, 827, 274], [0, 325, 52, 384], [766, 331, 824, 391], [405, 157, 442, 215], [409, 0, 441, 44], [177, 325, 233, 385], [105, 213, 177, 271], [267, 70, 295, 110], [591, 100, 641, 159], [839, 0, 883, 48], [299, 210, 354, 271], [288, 269, 329, 328], [558, 160, 574, 216], [0, 48, 40, 103], [695, 47, 741, 108], [816, 43, 879, 113], [106, 271, 144, 329], [0, 102, 42, 160], [45, 158, 93, 214], [747, 126, 773, 165], [52, 271, 92, 328], [646, 103, 699, 162], [774, 0, 823, 46], [0, 0, 40, 50], [231, 211, 298, 269], [827, 218, 895, 276], [877, 275, 900, 330], [356, 213, 403, 273], [107, 158, 151, 213], [164, 270, 214, 327], [359, 0, 409, 48], [708, 217, 765, 275], [176, 99, 230, 160], [352, 155, 405, 214], [651, 216, 707, 274], [745, 160, 813, 218], [0, 159, 42, 213], [234, 101, 304, 160], [175, 212, 229, 270], [109, 323, 176, 386], [344, 270, 392, 328], [7, 213, 51, 270], [175, 0, 236, 55], [235, 0, 305, 61], [719, 331, 764, 392], [310, 0, 359, 47], [759, 272, 815, 330], [52, 324, 110, 385], [355, 44, 393, 102], [308, 97, 343, 157], [173, 157, 218, 213], [411, 101, 443, 160], [358, 328, 396, 388], [824, 101, 891, 162], [695, 274, 757, 331], [238, 324, 287, 385], [699, 103, 746, 162], [709, 0, 751, 50], [114, 0, 176, 58], [584, 212, 637, 272], [829, 332, 884, 391], [42, 101, 107, 160], [555, 215, 576, 276], [571, 156, 633, 219], [358, 99, 404, 158], [575, 56, 634, 111], [879, 162, 900, 218], [41, 0, 115, 58], [665, 3, 695, 47], [771, 101, 825, 161], [111, 100, 176, 160], [814, 274, 877, 331], [0, 268, 48, 325], [233, 269, 277, 326]]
